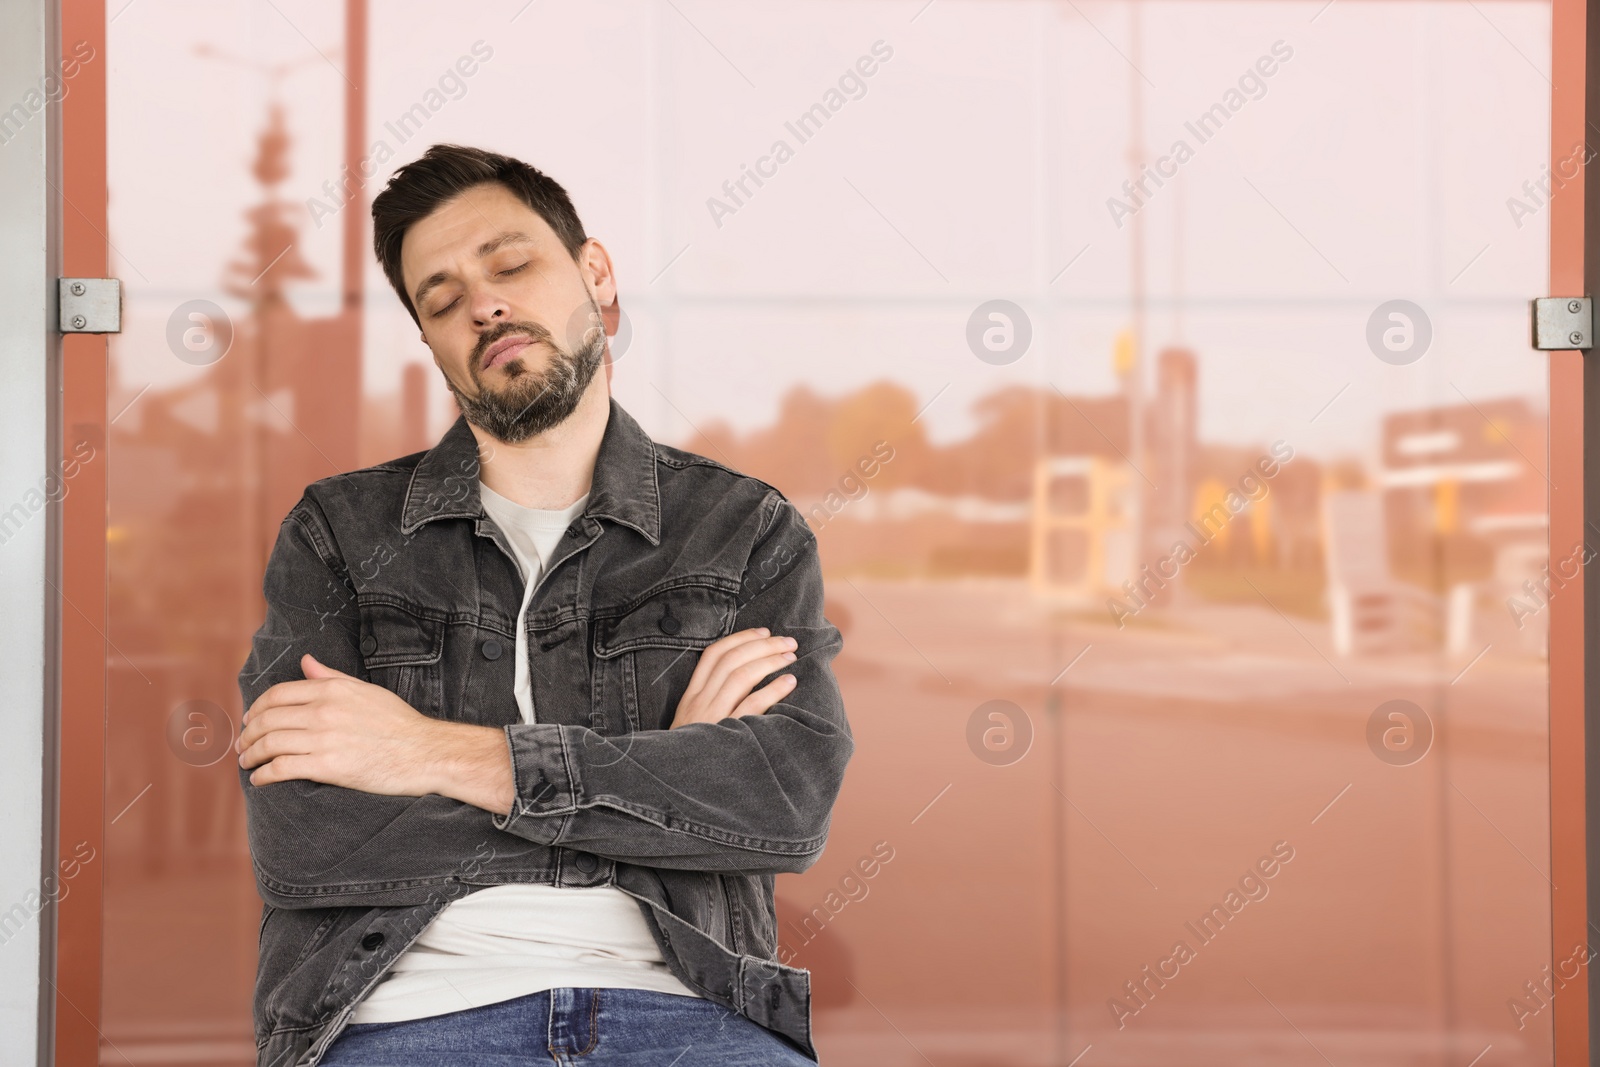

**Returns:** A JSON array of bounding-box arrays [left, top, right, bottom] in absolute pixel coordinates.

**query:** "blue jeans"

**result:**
[[319, 988, 819, 1066]]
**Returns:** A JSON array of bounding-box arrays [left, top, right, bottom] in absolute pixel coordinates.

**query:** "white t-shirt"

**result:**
[[349, 481, 702, 1023]]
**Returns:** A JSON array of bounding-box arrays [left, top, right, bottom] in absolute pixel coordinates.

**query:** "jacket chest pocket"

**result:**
[[591, 582, 738, 732], [358, 600, 445, 718]]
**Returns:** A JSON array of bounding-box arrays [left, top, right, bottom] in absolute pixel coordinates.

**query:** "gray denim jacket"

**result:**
[[236, 397, 853, 1066]]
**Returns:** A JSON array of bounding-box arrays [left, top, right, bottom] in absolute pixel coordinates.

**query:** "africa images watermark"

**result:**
[[804, 439, 896, 534], [306, 40, 494, 228], [1106, 39, 1295, 229], [775, 840, 896, 967], [0, 39, 95, 148], [1107, 439, 1295, 627], [1506, 538, 1592, 630], [0, 439, 98, 548], [1509, 939, 1595, 1030], [0, 840, 96, 948], [1506, 138, 1593, 231], [706, 39, 895, 229], [1108, 839, 1296, 1029]]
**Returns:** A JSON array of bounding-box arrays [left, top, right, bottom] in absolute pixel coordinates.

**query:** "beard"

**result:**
[[448, 300, 606, 444]]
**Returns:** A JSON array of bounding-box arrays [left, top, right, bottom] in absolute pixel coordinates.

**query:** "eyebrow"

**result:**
[[412, 230, 536, 310]]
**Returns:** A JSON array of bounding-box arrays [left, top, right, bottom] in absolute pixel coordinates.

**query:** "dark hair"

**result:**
[[371, 144, 589, 325]]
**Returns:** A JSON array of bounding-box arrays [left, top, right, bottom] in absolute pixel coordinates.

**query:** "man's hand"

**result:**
[[236, 653, 515, 815], [670, 627, 797, 729]]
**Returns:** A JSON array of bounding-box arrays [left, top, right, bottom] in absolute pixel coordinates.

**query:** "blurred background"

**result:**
[[96, 0, 1553, 1063]]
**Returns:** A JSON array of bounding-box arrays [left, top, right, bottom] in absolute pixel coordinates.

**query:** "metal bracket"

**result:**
[[1532, 296, 1592, 350], [58, 278, 121, 334]]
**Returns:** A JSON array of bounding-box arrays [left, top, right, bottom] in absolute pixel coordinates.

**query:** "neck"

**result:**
[[470, 375, 608, 509]]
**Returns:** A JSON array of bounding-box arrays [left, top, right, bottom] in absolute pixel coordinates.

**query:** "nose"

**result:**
[[468, 283, 509, 328]]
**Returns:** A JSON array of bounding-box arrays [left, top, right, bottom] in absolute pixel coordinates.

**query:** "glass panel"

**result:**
[[103, 2, 1553, 1063]]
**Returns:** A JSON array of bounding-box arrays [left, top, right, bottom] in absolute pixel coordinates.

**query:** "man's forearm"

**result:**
[[488, 498, 851, 875], [425, 721, 516, 816], [241, 490, 850, 888], [490, 709, 850, 875], [239, 671, 526, 903], [239, 499, 539, 907]]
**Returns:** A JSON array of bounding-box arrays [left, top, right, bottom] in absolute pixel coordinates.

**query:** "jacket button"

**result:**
[[482, 639, 503, 660], [574, 853, 597, 873], [361, 932, 385, 951], [360, 635, 377, 656], [658, 613, 680, 635]]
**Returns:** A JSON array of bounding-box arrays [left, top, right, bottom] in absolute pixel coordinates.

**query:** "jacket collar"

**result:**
[[399, 395, 661, 546]]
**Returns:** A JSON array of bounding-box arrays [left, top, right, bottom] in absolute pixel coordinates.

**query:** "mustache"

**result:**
[[471, 320, 555, 369]]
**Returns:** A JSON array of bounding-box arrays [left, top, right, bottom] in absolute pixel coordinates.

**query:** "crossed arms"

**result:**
[[236, 492, 853, 909]]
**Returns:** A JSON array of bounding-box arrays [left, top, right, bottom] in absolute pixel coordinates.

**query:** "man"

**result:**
[[235, 143, 852, 1066]]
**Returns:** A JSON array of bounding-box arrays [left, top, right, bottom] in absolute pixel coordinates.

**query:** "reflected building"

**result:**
[[101, 94, 374, 1041], [1144, 347, 1198, 555]]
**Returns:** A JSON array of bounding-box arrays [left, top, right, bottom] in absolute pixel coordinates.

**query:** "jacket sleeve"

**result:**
[[490, 494, 854, 875], [237, 494, 538, 909]]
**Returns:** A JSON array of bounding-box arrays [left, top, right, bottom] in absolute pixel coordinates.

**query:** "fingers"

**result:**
[[707, 626, 774, 650], [236, 705, 318, 755], [666, 628, 805, 728], [301, 652, 356, 680], [681, 628, 775, 701], [245, 678, 332, 722], [704, 648, 797, 718], [238, 725, 318, 770], [729, 673, 797, 719], [247, 754, 314, 787], [685, 632, 798, 713]]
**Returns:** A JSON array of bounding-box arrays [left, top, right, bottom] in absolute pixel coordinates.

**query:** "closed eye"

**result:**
[[427, 263, 527, 317]]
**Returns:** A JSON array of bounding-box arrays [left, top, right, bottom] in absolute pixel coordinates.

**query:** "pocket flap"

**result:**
[[592, 584, 735, 658], [360, 602, 444, 667]]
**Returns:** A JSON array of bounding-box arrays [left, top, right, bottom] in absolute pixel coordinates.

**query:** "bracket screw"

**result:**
[[69, 282, 85, 297], [70, 315, 86, 330]]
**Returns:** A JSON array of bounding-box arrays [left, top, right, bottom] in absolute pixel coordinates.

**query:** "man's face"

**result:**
[[400, 181, 615, 443]]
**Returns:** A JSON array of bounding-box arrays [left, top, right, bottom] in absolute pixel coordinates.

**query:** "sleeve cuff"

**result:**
[[491, 723, 578, 841]]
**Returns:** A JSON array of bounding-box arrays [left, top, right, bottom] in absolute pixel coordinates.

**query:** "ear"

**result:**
[[579, 238, 618, 315]]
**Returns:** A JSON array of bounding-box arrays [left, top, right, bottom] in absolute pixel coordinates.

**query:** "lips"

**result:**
[[481, 333, 539, 371]]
